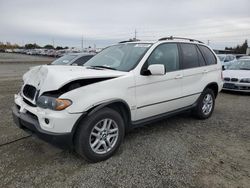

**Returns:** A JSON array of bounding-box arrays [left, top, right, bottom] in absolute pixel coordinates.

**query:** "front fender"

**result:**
[[60, 74, 136, 119]]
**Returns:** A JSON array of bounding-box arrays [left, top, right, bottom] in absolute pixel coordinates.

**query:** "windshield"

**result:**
[[227, 60, 250, 70], [217, 55, 225, 61], [51, 55, 77, 65], [84, 43, 152, 71]]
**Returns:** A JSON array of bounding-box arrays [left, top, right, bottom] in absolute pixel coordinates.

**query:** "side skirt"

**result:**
[[130, 103, 197, 128]]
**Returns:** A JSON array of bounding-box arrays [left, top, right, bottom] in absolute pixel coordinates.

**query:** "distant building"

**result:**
[[213, 49, 234, 54], [246, 47, 250, 55]]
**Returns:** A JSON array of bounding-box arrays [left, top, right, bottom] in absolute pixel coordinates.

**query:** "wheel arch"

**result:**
[[204, 82, 219, 98], [71, 99, 132, 142]]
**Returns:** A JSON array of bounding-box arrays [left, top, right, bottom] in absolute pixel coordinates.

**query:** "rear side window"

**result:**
[[199, 45, 217, 65], [51, 55, 77, 65], [180, 44, 199, 69], [74, 55, 93, 65], [230, 55, 235, 61]]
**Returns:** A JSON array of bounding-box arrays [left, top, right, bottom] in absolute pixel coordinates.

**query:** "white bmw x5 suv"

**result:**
[[12, 37, 223, 162]]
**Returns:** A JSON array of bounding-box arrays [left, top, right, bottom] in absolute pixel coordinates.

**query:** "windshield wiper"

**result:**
[[89, 66, 117, 70]]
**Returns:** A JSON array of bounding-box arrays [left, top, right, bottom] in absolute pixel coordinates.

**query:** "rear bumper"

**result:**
[[12, 105, 73, 149]]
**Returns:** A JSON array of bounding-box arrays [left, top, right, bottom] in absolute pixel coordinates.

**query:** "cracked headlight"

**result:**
[[37, 96, 72, 111]]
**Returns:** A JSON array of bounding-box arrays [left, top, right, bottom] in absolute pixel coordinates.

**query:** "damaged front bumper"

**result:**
[[12, 93, 83, 149], [12, 105, 72, 149]]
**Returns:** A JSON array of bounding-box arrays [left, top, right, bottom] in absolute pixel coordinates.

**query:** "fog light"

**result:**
[[45, 118, 50, 124]]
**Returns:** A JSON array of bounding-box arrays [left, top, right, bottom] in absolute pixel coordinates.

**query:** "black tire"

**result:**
[[193, 88, 215, 119], [74, 107, 125, 162]]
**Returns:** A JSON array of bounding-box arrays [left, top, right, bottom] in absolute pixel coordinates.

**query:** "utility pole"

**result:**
[[207, 40, 210, 46], [134, 29, 137, 40], [81, 35, 84, 51], [52, 38, 55, 48]]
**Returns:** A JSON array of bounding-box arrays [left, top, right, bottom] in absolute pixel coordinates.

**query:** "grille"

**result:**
[[26, 110, 38, 121], [22, 84, 37, 101], [16, 105, 21, 111], [231, 78, 238, 82], [23, 97, 37, 107], [224, 77, 230, 81], [223, 83, 237, 89]]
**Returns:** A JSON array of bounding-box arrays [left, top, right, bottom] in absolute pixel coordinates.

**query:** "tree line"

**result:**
[[0, 42, 68, 50], [225, 40, 248, 54], [1, 40, 249, 53]]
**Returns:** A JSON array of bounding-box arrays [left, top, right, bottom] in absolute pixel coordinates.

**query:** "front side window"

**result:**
[[218, 55, 226, 62], [180, 43, 199, 69], [225, 56, 231, 62], [199, 45, 217, 65], [84, 43, 152, 71], [146, 43, 179, 72]]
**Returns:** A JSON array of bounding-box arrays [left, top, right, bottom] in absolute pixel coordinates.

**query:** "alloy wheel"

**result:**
[[202, 93, 213, 115], [89, 118, 119, 154]]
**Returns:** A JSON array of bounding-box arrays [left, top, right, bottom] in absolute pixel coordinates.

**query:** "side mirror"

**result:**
[[148, 64, 165, 75], [222, 65, 225, 71]]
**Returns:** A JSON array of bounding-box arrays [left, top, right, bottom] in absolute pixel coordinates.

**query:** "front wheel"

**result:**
[[74, 107, 125, 162], [193, 88, 215, 119]]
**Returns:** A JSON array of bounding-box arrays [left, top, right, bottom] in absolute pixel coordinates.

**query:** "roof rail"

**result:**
[[119, 39, 140, 43], [158, 36, 204, 44]]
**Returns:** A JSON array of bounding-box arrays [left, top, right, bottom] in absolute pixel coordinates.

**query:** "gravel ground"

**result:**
[[0, 53, 249, 188]]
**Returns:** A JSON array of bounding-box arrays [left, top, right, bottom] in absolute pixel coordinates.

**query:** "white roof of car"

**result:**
[[121, 37, 207, 45], [123, 40, 207, 45]]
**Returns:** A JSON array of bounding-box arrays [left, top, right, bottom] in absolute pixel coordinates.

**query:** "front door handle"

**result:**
[[175, 75, 183, 79], [203, 70, 209, 73]]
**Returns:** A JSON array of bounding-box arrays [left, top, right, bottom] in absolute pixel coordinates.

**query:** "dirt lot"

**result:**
[[0, 53, 249, 188]]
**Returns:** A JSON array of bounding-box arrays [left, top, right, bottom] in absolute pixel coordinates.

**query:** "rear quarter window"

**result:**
[[196, 46, 206, 66], [199, 45, 217, 65]]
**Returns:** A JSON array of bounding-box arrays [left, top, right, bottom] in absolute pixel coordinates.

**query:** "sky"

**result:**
[[0, 0, 250, 49]]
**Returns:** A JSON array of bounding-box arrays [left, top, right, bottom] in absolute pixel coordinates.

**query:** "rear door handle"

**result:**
[[175, 75, 183, 79], [203, 70, 209, 73]]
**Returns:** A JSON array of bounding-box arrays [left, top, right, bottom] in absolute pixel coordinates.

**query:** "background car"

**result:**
[[217, 54, 237, 69], [50, 53, 95, 66], [222, 59, 250, 92]]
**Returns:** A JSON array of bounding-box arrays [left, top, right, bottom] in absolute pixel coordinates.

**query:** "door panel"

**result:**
[[135, 72, 183, 120], [181, 67, 204, 106], [179, 43, 205, 106], [134, 43, 183, 121]]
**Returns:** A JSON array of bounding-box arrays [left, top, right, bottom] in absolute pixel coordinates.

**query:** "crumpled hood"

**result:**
[[223, 70, 250, 79], [23, 65, 127, 95]]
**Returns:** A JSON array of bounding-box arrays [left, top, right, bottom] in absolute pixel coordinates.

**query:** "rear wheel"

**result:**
[[74, 107, 125, 162], [193, 88, 215, 119]]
